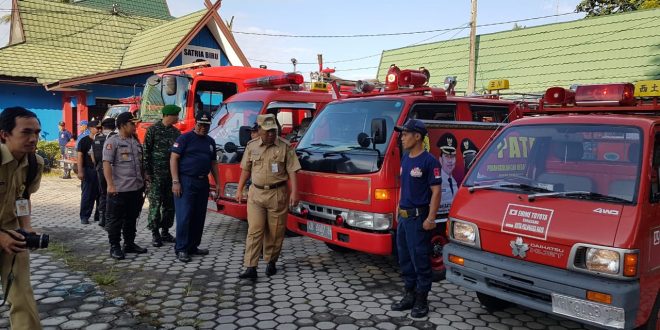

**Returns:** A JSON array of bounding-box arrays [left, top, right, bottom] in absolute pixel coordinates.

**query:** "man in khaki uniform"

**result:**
[[236, 114, 300, 280], [0, 107, 44, 330]]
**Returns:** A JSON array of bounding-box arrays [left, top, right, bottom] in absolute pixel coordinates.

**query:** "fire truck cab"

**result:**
[[136, 61, 283, 141], [209, 73, 334, 220], [444, 82, 660, 329], [286, 65, 527, 276]]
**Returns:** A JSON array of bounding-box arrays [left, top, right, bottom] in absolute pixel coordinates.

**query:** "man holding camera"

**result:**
[[0, 107, 44, 329]]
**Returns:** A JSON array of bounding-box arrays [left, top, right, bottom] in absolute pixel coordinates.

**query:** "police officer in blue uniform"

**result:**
[[392, 119, 441, 318], [170, 112, 220, 262]]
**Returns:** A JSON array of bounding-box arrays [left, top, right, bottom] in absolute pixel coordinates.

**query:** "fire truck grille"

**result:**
[[486, 278, 551, 302], [302, 202, 347, 222]]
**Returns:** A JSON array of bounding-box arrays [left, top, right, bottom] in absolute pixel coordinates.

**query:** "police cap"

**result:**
[[257, 114, 278, 131], [88, 119, 100, 128], [115, 112, 140, 127], [460, 138, 478, 156], [195, 111, 212, 124], [437, 132, 457, 155]]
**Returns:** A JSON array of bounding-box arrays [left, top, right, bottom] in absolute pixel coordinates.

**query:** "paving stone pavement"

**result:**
[[0, 176, 591, 329]]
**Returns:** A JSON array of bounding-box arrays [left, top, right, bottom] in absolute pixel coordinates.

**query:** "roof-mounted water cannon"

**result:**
[[543, 87, 575, 106], [244, 73, 304, 90], [444, 76, 457, 95], [385, 64, 429, 91], [574, 83, 636, 106], [356, 80, 376, 93]]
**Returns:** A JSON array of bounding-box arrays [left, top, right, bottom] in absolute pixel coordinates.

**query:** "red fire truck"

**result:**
[[209, 73, 335, 219], [136, 61, 283, 141], [444, 82, 660, 329], [286, 65, 527, 276]]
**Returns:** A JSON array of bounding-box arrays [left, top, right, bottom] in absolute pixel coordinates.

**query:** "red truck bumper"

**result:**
[[287, 214, 393, 255], [212, 198, 248, 221]]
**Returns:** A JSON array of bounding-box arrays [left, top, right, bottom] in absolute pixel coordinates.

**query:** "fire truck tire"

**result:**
[[325, 242, 353, 253], [285, 229, 300, 237], [476, 292, 513, 312], [636, 294, 659, 330]]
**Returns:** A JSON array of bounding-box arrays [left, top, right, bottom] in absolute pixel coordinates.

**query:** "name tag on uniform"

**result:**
[[271, 162, 279, 173], [16, 198, 30, 216]]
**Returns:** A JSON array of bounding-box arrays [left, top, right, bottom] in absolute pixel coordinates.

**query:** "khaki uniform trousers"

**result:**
[[1, 251, 41, 330], [244, 185, 288, 267]]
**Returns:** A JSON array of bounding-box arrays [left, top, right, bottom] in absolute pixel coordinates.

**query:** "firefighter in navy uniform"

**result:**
[[93, 118, 116, 229], [391, 119, 441, 318], [103, 112, 148, 260]]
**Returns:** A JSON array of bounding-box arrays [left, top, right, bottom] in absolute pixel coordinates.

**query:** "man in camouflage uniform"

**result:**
[[144, 105, 181, 247]]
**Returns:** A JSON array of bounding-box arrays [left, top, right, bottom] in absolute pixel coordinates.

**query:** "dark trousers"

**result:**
[[106, 190, 142, 246], [80, 167, 99, 221], [96, 166, 107, 222], [396, 210, 433, 293], [174, 176, 209, 253]]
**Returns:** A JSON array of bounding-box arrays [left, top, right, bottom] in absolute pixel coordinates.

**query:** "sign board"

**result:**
[[182, 45, 221, 67], [501, 203, 554, 240]]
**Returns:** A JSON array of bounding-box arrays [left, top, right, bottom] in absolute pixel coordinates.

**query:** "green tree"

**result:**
[[576, 0, 660, 17]]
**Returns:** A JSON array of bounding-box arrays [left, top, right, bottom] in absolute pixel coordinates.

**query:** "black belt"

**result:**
[[184, 175, 208, 180], [398, 206, 429, 218], [252, 181, 286, 190]]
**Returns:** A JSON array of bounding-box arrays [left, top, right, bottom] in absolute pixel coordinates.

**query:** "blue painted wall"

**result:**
[[0, 84, 62, 141], [169, 27, 230, 67], [84, 83, 145, 106]]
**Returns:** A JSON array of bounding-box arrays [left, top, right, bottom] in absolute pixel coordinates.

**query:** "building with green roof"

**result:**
[[378, 8, 660, 94], [0, 0, 250, 139]]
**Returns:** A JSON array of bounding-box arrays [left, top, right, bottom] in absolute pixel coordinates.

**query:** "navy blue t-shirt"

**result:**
[[399, 151, 441, 209], [172, 131, 216, 177]]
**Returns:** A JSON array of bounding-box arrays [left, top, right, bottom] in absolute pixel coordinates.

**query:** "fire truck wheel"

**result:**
[[476, 292, 513, 312], [325, 242, 353, 253], [637, 295, 659, 330], [285, 229, 300, 237]]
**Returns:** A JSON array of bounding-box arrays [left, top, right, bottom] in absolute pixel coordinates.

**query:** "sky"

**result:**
[[0, 0, 585, 80]]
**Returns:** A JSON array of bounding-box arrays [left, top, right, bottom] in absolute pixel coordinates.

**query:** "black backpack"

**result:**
[[93, 132, 107, 167], [0, 151, 38, 199]]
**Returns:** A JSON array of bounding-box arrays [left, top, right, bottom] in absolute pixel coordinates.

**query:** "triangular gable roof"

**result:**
[[378, 8, 660, 93], [0, 0, 250, 89]]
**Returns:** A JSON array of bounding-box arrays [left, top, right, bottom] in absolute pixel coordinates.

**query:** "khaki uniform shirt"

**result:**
[[0, 144, 43, 230], [102, 134, 144, 192], [240, 137, 301, 186]]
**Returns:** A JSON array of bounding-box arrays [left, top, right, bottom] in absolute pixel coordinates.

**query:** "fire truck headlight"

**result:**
[[346, 211, 392, 231], [224, 183, 247, 200], [586, 248, 619, 274], [450, 218, 480, 248]]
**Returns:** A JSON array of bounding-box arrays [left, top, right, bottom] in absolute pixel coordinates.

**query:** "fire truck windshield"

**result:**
[[296, 99, 404, 174], [139, 75, 190, 123], [464, 124, 642, 204], [210, 101, 262, 163], [104, 105, 130, 119]]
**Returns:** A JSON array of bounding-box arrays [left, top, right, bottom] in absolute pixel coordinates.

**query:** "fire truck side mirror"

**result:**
[[163, 76, 177, 96], [238, 126, 252, 147], [371, 118, 387, 145], [147, 75, 161, 86]]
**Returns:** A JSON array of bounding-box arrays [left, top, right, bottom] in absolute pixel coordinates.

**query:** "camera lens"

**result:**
[[39, 234, 49, 249]]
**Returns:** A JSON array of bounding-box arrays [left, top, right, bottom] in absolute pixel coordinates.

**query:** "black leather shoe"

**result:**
[[152, 232, 163, 247], [177, 251, 191, 262], [110, 245, 125, 260], [410, 291, 429, 318], [190, 248, 209, 255], [391, 287, 416, 311], [265, 261, 277, 277], [160, 229, 175, 243], [238, 267, 257, 280], [81, 219, 90, 225], [98, 220, 105, 229], [123, 243, 148, 254]]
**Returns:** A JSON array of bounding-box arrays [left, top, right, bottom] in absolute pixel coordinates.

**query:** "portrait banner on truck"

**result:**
[[501, 203, 554, 240]]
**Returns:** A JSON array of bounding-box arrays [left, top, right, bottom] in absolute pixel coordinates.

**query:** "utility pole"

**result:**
[[467, 0, 478, 94]]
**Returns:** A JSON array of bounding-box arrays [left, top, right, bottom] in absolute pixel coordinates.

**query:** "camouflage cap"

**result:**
[[162, 104, 181, 116], [257, 114, 278, 131]]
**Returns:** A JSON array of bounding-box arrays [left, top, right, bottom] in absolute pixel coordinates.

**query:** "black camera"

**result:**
[[15, 229, 49, 249]]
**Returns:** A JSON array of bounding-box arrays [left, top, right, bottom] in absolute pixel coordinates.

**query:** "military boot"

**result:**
[[410, 291, 429, 318], [391, 287, 416, 311], [161, 228, 175, 243], [152, 230, 163, 247]]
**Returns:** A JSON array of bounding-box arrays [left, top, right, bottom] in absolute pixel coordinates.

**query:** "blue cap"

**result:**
[[394, 119, 427, 136], [79, 120, 88, 126]]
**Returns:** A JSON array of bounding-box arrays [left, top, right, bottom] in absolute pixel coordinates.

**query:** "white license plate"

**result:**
[[551, 293, 625, 329], [307, 221, 332, 240]]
